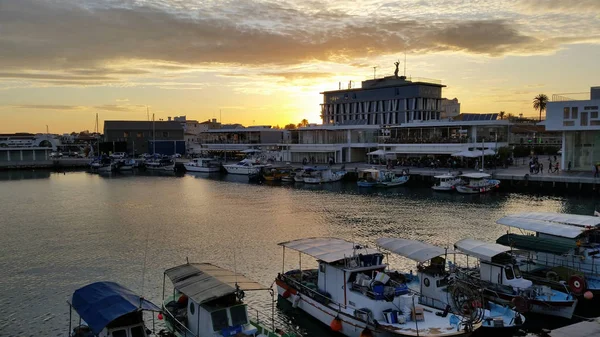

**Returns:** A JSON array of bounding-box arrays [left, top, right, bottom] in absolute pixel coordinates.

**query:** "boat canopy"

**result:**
[[279, 237, 380, 263], [496, 215, 586, 239], [499, 212, 600, 228], [71, 281, 161, 335], [367, 149, 386, 156], [496, 234, 577, 256], [164, 263, 269, 305], [376, 238, 454, 263], [460, 173, 491, 179], [240, 149, 261, 153], [454, 238, 512, 262], [434, 174, 456, 179]]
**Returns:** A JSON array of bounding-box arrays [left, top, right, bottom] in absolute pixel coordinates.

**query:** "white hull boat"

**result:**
[[455, 173, 500, 194], [223, 159, 266, 175], [303, 168, 346, 184], [183, 158, 220, 173], [432, 174, 461, 191]]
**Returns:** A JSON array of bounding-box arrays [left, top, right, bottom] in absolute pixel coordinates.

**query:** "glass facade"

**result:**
[[564, 131, 600, 170]]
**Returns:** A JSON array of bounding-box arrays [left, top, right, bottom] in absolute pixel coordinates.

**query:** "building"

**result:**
[[545, 86, 600, 171], [199, 126, 288, 160], [440, 98, 460, 119], [507, 124, 562, 148], [0, 133, 60, 150], [103, 121, 184, 155], [320, 75, 445, 125]]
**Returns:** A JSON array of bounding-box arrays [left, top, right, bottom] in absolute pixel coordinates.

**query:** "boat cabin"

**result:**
[[459, 173, 491, 187], [358, 169, 382, 182], [68, 281, 161, 337]]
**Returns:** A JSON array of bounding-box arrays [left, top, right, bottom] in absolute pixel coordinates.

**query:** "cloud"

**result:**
[[12, 104, 85, 110], [518, 0, 600, 13], [94, 104, 146, 112]]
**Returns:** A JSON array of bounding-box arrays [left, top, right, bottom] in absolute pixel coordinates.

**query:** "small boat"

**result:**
[[263, 167, 288, 181], [432, 174, 461, 191], [357, 168, 381, 187], [455, 173, 500, 194], [376, 238, 525, 331], [281, 168, 301, 183], [453, 238, 578, 319], [115, 159, 136, 171], [293, 167, 315, 182], [379, 174, 409, 187], [162, 262, 296, 337], [90, 156, 115, 172], [146, 157, 175, 171], [303, 167, 346, 184], [223, 158, 267, 175], [276, 237, 481, 337], [183, 158, 220, 173], [67, 281, 161, 337]]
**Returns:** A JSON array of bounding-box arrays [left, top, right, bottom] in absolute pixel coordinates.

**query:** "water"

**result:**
[[0, 170, 597, 337]]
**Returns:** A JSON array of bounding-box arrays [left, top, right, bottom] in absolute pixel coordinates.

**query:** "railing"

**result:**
[[551, 93, 590, 102], [162, 305, 197, 337]]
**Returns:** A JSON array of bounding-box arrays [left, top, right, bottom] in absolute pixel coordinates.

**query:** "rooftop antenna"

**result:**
[[220, 109, 222, 123], [404, 52, 407, 77], [373, 66, 377, 79]]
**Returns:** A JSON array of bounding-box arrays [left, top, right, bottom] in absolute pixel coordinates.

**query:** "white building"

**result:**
[[440, 98, 460, 119], [546, 87, 600, 171]]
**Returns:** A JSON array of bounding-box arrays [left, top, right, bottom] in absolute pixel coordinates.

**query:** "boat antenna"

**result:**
[[373, 66, 377, 79], [404, 52, 407, 77], [140, 221, 151, 308]]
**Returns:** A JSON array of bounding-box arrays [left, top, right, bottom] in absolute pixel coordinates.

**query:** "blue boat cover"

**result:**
[[71, 281, 160, 335]]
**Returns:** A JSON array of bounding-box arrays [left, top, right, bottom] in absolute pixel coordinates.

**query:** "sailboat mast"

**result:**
[[481, 140, 484, 171], [96, 113, 100, 156], [152, 113, 156, 154]]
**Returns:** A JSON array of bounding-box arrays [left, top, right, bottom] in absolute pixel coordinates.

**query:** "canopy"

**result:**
[[496, 216, 585, 239], [241, 149, 261, 153], [500, 212, 600, 228], [279, 237, 380, 263], [496, 234, 577, 256], [460, 172, 491, 179], [367, 149, 386, 156], [376, 238, 453, 263], [71, 281, 160, 335], [452, 150, 495, 157], [434, 174, 456, 179], [454, 238, 512, 262], [165, 263, 268, 305]]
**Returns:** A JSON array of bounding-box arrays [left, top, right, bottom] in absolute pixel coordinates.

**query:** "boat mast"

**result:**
[[95, 113, 100, 156], [152, 113, 156, 155], [481, 139, 484, 171]]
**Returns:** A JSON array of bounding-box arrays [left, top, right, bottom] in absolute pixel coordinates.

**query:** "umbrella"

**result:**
[[367, 149, 387, 156], [241, 149, 261, 153], [451, 150, 478, 158]]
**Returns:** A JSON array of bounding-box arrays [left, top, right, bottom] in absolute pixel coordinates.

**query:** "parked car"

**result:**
[[110, 152, 127, 159], [50, 152, 62, 158]]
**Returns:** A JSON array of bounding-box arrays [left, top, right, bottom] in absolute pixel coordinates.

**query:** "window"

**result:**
[[563, 121, 574, 126], [189, 301, 195, 315], [563, 107, 570, 119], [137, 132, 143, 138], [131, 326, 145, 337], [230, 305, 248, 326], [591, 121, 600, 126], [162, 131, 169, 137], [592, 111, 598, 119], [584, 106, 599, 110], [572, 107, 578, 119], [211, 309, 229, 331], [581, 112, 588, 126], [111, 329, 127, 337], [123, 132, 129, 138], [504, 266, 515, 280], [319, 263, 326, 273], [513, 265, 522, 278]]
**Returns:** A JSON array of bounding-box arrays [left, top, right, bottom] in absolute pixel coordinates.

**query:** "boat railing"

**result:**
[[249, 305, 298, 337], [162, 304, 198, 337], [279, 274, 341, 309]]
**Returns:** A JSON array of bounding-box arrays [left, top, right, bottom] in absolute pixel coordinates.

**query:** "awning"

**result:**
[[460, 172, 491, 179], [71, 282, 160, 335], [454, 238, 512, 262], [496, 234, 577, 256], [367, 149, 387, 156], [451, 150, 479, 158], [240, 149, 261, 153], [500, 212, 600, 228], [496, 216, 585, 239], [279, 237, 380, 263], [164, 263, 268, 305], [376, 238, 453, 263]]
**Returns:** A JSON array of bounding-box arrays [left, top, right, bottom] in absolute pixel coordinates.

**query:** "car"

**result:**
[[171, 153, 182, 158], [110, 152, 127, 159], [49, 152, 62, 158]]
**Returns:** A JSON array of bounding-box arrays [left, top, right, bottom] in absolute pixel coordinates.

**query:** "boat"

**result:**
[[453, 238, 578, 319], [263, 167, 289, 181], [161, 262, 296, 337], [376, 238, 525, 331], [357, 169, 409, 188], [90, 156, 115, 172], [495, 212, 600, 295], [379, 174, 409, 188], [67, 281, 161, 337], [281, 168, 302, 183], [303, 167, 346, 184], [431, 174, 461, 191], [293, 167, 315, 182], [455, 173, 500, 194], [183, 158, 220, 173], [115, 159, 136, 171], [275, 237, 481, 337], [223, 159, 267, 175], [145, 157, 175, 171]]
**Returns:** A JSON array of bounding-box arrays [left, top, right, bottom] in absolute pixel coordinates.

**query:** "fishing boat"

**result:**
[[275, 237, 481, 337], [223, 159, 267, 175], [162, 262, 296, 337], [453, 238, 577, 319], [281, 168, 302, 183], [67, 281, 161, 337], [263, 167, 291, 181], [146, 157, 175, 171], [303, 167, 346, 184], [376, 238, 525, 331], [115, 159, 136, 171], [379, 174, 409, 188], [357, 169, 409, 188], [293, 167, 314, 182], [455, 173, 500, 194], [431, 174, 461, 191], [495, 212, 600, 295], [184, 158, 221, 173]]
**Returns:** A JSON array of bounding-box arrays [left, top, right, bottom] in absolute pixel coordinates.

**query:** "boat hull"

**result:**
[[184, 165, 220, 173], [224, 165, 261, 175], [456, 185, 496, 194], [432, 185, 454, 191], [488, 291, 577, 319]]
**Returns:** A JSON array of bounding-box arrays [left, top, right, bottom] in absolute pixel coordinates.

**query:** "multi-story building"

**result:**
[[199, 126, 288, 160], [440, 98, 461, 119], [103, 121, 184, 155], [545, 86, 600, 171]]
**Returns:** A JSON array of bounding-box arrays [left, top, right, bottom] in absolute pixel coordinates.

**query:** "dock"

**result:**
[[549, 319, 600, 337]]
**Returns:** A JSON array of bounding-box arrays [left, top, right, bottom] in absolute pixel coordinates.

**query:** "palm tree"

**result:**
[[299, 119, 309, 127], [499, 111, 505, 120], [533, 94, 549, 121]]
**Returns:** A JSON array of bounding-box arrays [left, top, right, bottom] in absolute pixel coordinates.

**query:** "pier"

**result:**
[[549, 319, 600, 337]]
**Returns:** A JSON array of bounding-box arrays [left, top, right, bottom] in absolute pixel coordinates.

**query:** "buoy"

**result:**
[[360, 327, 373, 337], [584, 291, 594, 300], [157, 312, 163, 320], [568, 275, 586, 295], [330, 317, 342, 332], [282, 290, 291, 299], [511, 296, 530, 313]]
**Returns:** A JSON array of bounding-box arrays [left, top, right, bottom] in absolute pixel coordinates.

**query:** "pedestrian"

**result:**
[[540, 162, 544, 175], [556, 162, 561, 173], [594, 164, 599, 178], [548, 159, 552, 173], [568, 161, 572, 171], [475, 159, 479, 170]]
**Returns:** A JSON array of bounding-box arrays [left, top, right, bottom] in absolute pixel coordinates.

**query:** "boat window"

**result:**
[[513, 265, 522, 278], [504, 266, 515, 280], [230, 305, 248, 326], [130, 326, 145, 337], [111, 329, 127, 337], [211, 309, 229, 331], [190, 301, 195, 315]]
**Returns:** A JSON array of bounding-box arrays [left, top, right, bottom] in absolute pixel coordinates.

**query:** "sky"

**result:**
[[0, 0, 599, 133]]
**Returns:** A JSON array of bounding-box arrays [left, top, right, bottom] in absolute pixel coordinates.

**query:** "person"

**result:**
[[594, 164, 599, 178], [539, 162, 544, 175], [556, 162, 561, 173], [548, 158, 553, 173], [568, 161, 572, 171], [475, 159, 479, 170]]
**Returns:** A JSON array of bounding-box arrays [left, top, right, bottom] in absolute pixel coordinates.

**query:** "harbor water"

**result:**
[[0, 170, 598, 337]]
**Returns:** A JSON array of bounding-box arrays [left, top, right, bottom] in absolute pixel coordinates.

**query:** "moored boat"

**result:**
[[455, 173, 499, 194], [431, 174, 461, 191], [146, 157, 175, 171], [223, 159, 267, 175], [303, 167, 346, 184], [183, 158, 220, 173]]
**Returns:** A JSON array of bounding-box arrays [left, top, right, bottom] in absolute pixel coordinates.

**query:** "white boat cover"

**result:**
[[164, 263, 268, 304], [279, 237, 379, 263], [496, 216, 585, 238], [376, 238, 453, 263], [367, 149, 386, 156], [434, 174, 456, 179], [454, 238, 512, 262], [500, 212, 600, 228], [460, 173, 491, 179]]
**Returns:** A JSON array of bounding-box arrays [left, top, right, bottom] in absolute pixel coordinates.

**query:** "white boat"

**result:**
[[145, 158, 175, 171], [431, 174, 461, 191], [376, 238, 525, 331], [116, 159, 136, 171], [184, 158, 220, 173], [162, 262, 294, 337], [67, 281, 161, 337], [453, 238, 577, 319], [455, 173, 500, 194], [379, 174, 409, 187], [303, 167, 346, 184], [275, 237, 481, 337], [357, 169, 408, 188], [223, 159, 267, 175], [293, 167, 314, 182]]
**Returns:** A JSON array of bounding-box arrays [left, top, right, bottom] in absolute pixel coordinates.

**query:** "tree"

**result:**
[[284, 123, 297, 130], [499, 111, 505, 120], [299, 119, 309, 127], [533, 94, 549, 122]]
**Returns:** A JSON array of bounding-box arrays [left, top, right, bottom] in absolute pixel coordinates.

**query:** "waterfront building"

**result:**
[[546, 86, 600, 171], [0, 133, 60, 150], [103, 121, 184, 155], [440, 98, 460, 119], [199, 126, 288, 160], [508, 124, 562, 148]]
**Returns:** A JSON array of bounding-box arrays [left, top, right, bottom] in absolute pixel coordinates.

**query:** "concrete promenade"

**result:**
[[548, 318, 600, 337]]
